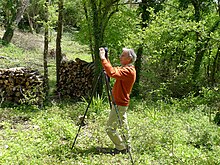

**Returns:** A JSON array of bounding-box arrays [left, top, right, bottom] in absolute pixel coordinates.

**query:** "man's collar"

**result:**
[[122, 63, 133, 67]]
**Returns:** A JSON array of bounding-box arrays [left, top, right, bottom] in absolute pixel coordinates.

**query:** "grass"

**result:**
[[0, 100, 220, 164], [0, 30, 220, 164]]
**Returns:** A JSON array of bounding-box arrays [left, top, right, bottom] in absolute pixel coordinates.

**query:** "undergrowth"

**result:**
[[0, 97, 220, 165]]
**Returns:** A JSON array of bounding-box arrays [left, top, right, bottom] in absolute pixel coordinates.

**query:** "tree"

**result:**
[[2, 0, 29, 44], [43, 0, 50, 98], [56, 0, 63, 84], [130, 0, 220, 98], [178, 0, 220, 85], [63, 0, 83, 29], [22, 0, 46, 33], [82, 0, 120, 96], [207, 0, 220, 86], [133, 0, 164, 97]]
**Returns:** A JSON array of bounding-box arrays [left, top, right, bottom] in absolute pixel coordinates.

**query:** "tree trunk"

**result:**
[[26, 12, 34, 34], [56, 0, 64, 85], [15, 0, 30, 25], [210, 1, 220, 86], [83, 2, 94, 61], [132, 0, 165, 96], [2, 0, 29, 44], [133, 47, 142, 96], [210, 47, 220, 86], [90, 0, 104, 97], [2, 26, 14, 44], [93, 20, 103, 97], [192, 42, 203, 81], [133, 0, 149, 96], [192, 1, 202, 82], [192, 2, 220, 82], [43, 0, 49, 98]]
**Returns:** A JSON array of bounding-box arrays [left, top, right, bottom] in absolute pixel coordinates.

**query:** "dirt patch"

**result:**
[[11, 116, 30, 125], [11, 31, 44, 51], [9, 115, 40, 131], [0, 28, 44, 51], [0, 114, 31, 130]]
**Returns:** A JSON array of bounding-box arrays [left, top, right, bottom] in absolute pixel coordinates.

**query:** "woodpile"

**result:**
[[57, 58, 95, 99], [0, 67, 43, 104]]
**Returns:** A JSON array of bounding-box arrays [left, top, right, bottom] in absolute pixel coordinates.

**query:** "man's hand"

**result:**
[[99, 47, 106, 60]]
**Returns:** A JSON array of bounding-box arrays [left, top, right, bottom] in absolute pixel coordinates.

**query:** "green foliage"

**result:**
[[127, 0, 220, 99], [76, 5, 141, 63], [0, 0, 18, 26], [104, 6, 141, 62], [17, 0, 58, 33], [81, 96, 109, 122], [18, 0, 84, 32], [0, 3, 4, 26], [19, 86, 45, 106], [1, 2, 220, 163], [178, 0, 215, 14], [199, 87, 220, 105], [130, 99, 220, 164], [63, 0, 83, 29], [90, 96, 107, 115]]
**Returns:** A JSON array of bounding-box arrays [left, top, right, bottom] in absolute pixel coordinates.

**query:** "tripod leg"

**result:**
[[71, 71, 102, 149], [103, 71, 112, 109]]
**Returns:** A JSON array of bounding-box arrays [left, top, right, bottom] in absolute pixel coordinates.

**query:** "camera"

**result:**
[[104, 47, 108, 59]]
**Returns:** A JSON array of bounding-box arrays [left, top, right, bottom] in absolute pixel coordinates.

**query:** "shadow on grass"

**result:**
[[49, 145, 115, 161], [74, 146, 115, 155], [0, 102, 42, 112]]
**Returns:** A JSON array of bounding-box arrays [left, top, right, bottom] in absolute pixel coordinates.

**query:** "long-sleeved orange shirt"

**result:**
[[101, 59, 136, 106]]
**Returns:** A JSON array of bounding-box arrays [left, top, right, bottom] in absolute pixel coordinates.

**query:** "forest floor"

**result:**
[[0, 30, 220, 165]]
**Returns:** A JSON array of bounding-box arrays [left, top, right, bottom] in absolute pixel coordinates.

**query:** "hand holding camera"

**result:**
[[99, 47, 108, 60], [99, 47, 106, 60]]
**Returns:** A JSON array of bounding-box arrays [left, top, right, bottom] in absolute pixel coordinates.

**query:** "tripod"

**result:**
[[71, 63, 135, 165]]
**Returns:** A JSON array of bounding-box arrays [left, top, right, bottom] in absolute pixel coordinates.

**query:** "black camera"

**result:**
[[104, 47, 108, 59]]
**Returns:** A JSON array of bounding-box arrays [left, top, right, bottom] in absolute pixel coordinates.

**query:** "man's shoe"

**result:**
[[112, 148, 128, 155]]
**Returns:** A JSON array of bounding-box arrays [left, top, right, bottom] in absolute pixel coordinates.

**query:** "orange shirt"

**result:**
[[101, 59, 136, 106]]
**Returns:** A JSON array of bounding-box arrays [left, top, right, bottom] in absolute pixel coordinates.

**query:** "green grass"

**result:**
[[0, 30, 220, 164], [0, 99, 220, 165]]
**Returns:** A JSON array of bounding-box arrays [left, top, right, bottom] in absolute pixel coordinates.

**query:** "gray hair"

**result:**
[[122, 48, 137, 63]]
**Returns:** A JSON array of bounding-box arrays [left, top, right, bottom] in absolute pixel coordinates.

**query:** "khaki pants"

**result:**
[[106, 105, 131, 150]]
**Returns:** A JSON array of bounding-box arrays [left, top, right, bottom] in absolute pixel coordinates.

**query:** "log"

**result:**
[[0, 67, 43, 104], [57, 58, 95, 100]]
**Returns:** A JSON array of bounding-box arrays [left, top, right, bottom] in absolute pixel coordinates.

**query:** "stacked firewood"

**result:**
[[0, 67, 43, 104], [57, 58, 95, 99]]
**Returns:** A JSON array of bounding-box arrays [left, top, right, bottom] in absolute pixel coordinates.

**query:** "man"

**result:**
[[99, 47, 136, 154]]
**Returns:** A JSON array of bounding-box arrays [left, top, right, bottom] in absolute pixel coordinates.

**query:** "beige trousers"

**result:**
[[106, 105, 131, 150]]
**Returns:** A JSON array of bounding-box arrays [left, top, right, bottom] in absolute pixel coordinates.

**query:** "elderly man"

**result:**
[[99, 47, 136, 154]]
